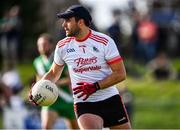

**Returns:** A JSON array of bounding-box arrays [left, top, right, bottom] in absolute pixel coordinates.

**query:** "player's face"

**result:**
[[37, 38, 52, 56], [62, 17, 81, 37]]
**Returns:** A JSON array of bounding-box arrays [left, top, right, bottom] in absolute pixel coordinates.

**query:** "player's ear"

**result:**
[[78, 19, 84, 26]]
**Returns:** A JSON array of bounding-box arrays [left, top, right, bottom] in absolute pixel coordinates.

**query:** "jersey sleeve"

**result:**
[[54, 45, 65, 66], [105, 37, 122, 64], [33, 57, 48, 76]]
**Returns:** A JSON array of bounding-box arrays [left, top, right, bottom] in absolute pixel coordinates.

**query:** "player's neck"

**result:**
[[75, 27, 91, 42]]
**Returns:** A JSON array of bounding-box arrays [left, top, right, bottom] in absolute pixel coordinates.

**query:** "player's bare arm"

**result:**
[[42, 62, 64, 83], [98, 60, 126, 89]]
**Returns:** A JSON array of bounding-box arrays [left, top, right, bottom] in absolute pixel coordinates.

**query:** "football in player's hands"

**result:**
[[29, 80, 58, 106]]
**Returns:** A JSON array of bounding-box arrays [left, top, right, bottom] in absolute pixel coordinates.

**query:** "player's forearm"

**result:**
[[41, 67, 61, 83], [41, 70, 59, 83], [42, 62, 64, 83], [98, 71, 126, 89]]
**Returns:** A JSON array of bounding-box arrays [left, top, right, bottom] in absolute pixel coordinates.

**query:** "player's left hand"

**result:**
[[73, 82, 100, 101]]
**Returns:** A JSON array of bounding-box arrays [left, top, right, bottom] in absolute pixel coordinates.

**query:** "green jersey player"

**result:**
[[33, 33, 78, 129]]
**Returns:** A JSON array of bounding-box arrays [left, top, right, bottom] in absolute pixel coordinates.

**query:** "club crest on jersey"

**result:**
[[93, 46, 99, 52], [67, 48, 75, 53]]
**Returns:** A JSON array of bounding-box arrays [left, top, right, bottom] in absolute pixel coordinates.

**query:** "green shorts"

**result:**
[[42, 96, 75, 119]]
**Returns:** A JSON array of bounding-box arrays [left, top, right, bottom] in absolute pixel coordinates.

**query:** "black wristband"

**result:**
[[94, 82, 101, 90]]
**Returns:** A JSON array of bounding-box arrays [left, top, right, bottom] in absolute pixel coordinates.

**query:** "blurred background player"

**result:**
[[33, 33, 78, 129], [146, 51, 177, 80], [0, 5, 22, 66], [107, 9, 122, 54]]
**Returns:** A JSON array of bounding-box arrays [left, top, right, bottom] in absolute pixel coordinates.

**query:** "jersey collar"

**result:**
[[75, 29, 92, 42]]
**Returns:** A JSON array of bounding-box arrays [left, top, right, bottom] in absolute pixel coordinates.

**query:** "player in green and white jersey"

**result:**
[[33, 33, 78, 129]]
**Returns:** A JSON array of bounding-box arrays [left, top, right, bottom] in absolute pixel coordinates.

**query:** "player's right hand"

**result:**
[[73, 82, 100, 101], [28, 84, 38, 106]]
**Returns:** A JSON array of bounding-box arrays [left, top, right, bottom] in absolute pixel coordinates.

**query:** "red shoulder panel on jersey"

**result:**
[[89, 34, 108, 45], [107, 56, 123, 65], [57, 37, 74, 48]]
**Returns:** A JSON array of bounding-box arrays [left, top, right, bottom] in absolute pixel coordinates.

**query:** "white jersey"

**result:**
[[54, 30, 122, 103]]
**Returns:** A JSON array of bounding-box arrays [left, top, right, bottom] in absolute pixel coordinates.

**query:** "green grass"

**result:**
[[121, 59, 180, 129], [123, 78, 180, 129], [17, 62, 35, 85], [17, 62, 35, 101]]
